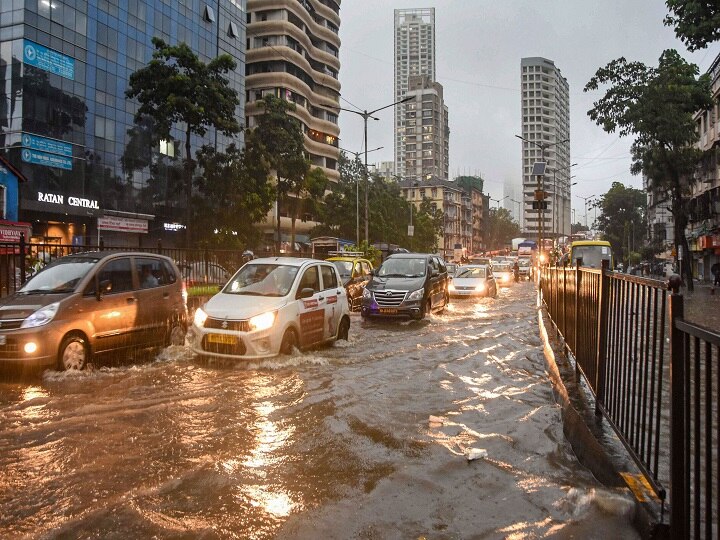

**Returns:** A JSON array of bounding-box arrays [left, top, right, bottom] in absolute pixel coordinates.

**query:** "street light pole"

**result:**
[[515, 135, 569, 264], [340, 146, 383, 247], [551, 163, 577, 238], [576, 194, 595, 229], [325, 97, 413, 246]]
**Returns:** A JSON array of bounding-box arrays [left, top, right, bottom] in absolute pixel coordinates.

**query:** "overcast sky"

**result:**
[[337, 0, 720, 219]]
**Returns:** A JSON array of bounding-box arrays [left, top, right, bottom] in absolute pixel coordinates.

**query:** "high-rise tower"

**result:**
[[394, 8, 435, 179], [520, 57, 570, 239]]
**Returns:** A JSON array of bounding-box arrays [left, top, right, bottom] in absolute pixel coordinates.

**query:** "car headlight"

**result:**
[[407, 288, 424, 301], [503, 274, 510, 282], [193, 307, 208, 328], [249, 311, 276, 332], [475, 283, 486, 292], [20, 302, 59, 329], [448, 283, 456, 292], [362, 288, 372, 299]]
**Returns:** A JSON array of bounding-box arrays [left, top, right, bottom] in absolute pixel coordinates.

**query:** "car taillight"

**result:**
[[181, 281, 188, 304]]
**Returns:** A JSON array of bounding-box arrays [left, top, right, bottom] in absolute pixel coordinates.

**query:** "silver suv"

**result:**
[[0, 252, 187, 371]]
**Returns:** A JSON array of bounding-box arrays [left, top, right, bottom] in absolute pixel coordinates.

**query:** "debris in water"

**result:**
[[466, 448, 488, 461]]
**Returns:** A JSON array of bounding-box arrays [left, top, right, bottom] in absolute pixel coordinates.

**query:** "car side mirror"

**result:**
[[369, 269, 375, 276], [432, 269, 439, 277], [97, 279, 112, 300], [299, 287, 315, 299]]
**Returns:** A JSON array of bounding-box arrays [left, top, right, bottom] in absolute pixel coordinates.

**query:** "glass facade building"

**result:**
[[0, 0, 246, 247]]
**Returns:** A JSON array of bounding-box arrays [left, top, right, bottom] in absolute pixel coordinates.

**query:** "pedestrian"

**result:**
[[712, 262, 720, 287]]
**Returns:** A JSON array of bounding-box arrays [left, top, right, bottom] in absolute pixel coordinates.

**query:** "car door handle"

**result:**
[[126, 297, 136, 304], [318, 296, 325, 301], [163, 292, 170, 298]]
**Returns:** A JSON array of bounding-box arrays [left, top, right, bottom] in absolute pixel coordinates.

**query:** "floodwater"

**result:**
[[0, 282, 640, 539]]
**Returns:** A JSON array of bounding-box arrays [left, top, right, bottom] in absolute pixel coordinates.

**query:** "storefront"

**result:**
[[697, 233, 720, 281]]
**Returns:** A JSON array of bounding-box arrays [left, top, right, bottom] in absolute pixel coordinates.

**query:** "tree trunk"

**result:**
[[185, 126, 193, 248], [275, 172, 282, 255], [671, 182, 694, 291]]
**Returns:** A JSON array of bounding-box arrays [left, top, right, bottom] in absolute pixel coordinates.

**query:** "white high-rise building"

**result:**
[[394, 8, 436, 179], [520, 57, 570, 240]]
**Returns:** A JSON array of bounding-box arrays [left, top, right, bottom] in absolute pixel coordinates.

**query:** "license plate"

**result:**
[[379, 308, 398, 314], [0, 335, 5, 345], [207, 333, 236, 345]]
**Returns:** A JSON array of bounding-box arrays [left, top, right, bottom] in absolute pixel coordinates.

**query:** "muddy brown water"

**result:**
[[0, 282, 639, 539]]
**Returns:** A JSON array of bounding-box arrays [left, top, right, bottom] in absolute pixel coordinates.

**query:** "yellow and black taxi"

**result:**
[[326, 252, 374, 311]]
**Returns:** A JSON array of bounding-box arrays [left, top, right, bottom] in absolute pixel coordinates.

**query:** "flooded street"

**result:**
[[0, 281, 639, 539]]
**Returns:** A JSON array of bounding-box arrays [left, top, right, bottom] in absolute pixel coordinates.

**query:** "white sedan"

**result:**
[[448, 265, 498, 298], [492, 263, 514, 286], [189, 258, 351, 360]]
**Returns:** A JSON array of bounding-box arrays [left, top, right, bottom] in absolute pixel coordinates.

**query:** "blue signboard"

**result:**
[[21, 148, 73, 170], [21, 133, 73, 157], [23, 39, 75, 80]]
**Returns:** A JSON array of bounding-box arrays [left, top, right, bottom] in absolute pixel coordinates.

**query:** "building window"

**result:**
[[159, 139, 176, 158], [203, 5, 216, 23]]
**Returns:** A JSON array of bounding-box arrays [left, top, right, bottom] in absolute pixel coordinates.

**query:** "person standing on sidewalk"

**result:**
[[712, 262, 720, 287]]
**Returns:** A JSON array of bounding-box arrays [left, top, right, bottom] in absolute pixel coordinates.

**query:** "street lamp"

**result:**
[[551, 163, 577, 238], [490, 195, 509, 209], [576, 194, 595, 229], [339, 146, 383, 246], [515, 134, 569, 265], [324, 96, 413, 245]]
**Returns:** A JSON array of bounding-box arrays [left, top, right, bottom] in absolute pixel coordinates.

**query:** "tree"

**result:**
[[412, 198, 444, 253], [571, 222, 590, 234], [194, 131, 275, 248], [485, 208, 520, 250], [665, 0, 720, 51], [252, 95, 308, 253], [126, 38, 240, 246], [288, 166, 328, 250], [593, 182, 647, 266], [584, 49, 713, 289]]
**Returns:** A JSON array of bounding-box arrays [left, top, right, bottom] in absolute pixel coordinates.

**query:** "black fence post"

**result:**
[[668, 275, 686, 538], [19, 233, 26, 285], [99, 238, 105, 251], [595, 259, 610, 416]]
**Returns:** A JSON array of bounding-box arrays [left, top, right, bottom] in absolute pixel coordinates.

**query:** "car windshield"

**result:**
[[378, 257, 427, 278], [331, 260, 353, 278], [494, 263, 511, 272], [518, 259, 531, 267], [572, 245, 612, 269], [224, 264, 299, 297], [456, 267, 487, 278], [19, 257, 97, 294]]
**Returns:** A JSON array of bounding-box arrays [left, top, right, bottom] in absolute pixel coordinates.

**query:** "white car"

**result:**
[[448, 265, 498, 298], [189, 258, 351, 360], [492, 262, 514, 286]]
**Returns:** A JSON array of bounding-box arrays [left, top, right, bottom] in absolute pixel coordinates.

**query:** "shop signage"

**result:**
[[98, 216, 148, 234], [37, 192, 99, 209], [22, 133, 73, 157], [23, 39, 75, 80], [164, 222, 186, 231], [0, 220, 32, 242], [22, 149, 73, 170]]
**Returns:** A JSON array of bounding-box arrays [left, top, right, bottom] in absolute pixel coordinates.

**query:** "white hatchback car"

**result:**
[[189, 258, 351, 360]]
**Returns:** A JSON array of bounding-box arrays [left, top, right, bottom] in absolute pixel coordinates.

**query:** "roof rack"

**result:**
[[327, 251, 364, 257]]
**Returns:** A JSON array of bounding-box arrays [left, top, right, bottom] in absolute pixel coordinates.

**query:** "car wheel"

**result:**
[[280, 328, 298, 355], [419, 298, 432, 319], [166, 319, 186, 346], [337, 316, 350, 340], [58, 334, 89, 371]]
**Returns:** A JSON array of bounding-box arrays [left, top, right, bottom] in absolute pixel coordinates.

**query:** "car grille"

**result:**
[[373, 290, 407, 307], [454, 285, 476, 291], [204, 317, 250, 332], [0, 339, 19, 358], [201, 336, 247, 356], [0, 319, 24, 330]]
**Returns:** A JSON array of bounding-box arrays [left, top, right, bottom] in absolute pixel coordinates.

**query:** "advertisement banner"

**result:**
[[21, 148, 73, 170], [98, 216, 148, 234], [23, 39, 75, 80], [22, 133, 73, 157]]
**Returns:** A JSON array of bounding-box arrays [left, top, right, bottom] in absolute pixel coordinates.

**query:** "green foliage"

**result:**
[[584, 49, 713, 288], [593, 182, 647, 265], [456, 175, 484, 193], [346, 241, 382, 267], [665, 0, 720, 51], [412, 198, 444, 253], [194, 132, 274, 248], [126, 38, 240, 245], [571, 222, 590, 234], [485, 208, 520, 250]]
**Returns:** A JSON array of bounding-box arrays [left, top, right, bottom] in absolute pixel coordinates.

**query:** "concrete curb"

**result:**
[[536, 293, 668, 539]]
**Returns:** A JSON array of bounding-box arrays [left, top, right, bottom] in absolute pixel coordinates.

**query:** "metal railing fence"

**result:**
[[541, 263, 720, 538], [0, 238, 306, 298]]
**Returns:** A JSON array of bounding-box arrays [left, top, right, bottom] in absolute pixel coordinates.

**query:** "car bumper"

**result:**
[[449, 290, 487, 298], [188, 325, 281, 360], [0, 327, 62, 368], [360, 298, 423, 319]]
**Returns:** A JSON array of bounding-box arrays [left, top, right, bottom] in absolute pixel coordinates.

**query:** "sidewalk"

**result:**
[[681, 280, 720, 330]]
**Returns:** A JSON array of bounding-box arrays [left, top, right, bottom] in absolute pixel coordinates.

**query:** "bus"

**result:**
[[568, 240, 614, 269]]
